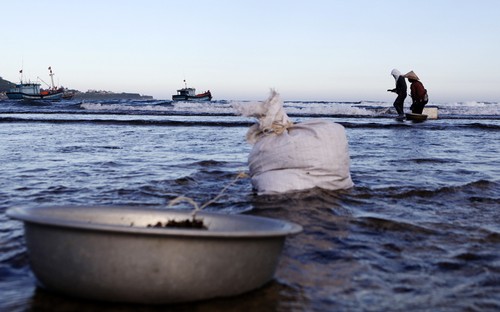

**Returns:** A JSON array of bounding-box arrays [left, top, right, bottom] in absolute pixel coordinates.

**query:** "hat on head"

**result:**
[[404, 71, 420, 81]]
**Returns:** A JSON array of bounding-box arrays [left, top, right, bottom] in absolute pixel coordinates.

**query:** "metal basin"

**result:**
[[405, 113, 428, 121], [7, 206, 302, 304]]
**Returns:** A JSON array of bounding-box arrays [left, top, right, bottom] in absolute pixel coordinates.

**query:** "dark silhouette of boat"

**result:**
[[172, 80, 212, 101]]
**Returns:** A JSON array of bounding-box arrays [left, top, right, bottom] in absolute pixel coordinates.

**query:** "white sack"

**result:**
[[234, 90, 353, 195]]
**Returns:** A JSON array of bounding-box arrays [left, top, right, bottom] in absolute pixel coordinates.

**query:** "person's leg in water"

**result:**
[[411, 98, 428, 114], [411, 102, 424, 114], [393, 95, 405, 117]]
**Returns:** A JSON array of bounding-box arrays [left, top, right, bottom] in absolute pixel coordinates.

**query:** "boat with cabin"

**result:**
[[172, 80, 212, 101], [6, 67, 73, 101]]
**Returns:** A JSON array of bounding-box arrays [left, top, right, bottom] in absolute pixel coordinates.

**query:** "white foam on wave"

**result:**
[[80, 103, 173, 112], [233, 100, 375, 116], [438, 101, 493, 108], [284, 102, 373, 116], [231, 101, 264, 116], [172, 101, 236, 114], [79, 100, 500, 117], [437, 101, 500, 115]]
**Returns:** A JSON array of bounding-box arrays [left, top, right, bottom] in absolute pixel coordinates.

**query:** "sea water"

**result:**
[[0, 98, 499, 311]]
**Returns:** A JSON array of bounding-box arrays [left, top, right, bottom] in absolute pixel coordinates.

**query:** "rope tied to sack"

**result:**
[[246, 119, 294, 143], [168, 172, 248, 218], [262, 120, 294, 136], [233, 89, 294, 143]]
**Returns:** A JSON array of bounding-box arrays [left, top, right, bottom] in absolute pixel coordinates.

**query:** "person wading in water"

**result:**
[[405, 71, 429, 114], [387, 69, 407, 120]]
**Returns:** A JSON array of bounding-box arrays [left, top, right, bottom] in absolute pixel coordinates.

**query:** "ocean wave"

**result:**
[[2, 116, 499, 132], [456, 122, 500, 130], [77, 100, 500, 117], [353, 180, 498, 202], [1, 98, 499, 119], [437, 102, 500, 116], [80, 102, 173, 112], [0, 116, 253, 127], [352, 215, 439, 235]]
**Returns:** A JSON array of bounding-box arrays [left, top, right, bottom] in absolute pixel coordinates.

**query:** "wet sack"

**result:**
[[234, 90, 354, 195]]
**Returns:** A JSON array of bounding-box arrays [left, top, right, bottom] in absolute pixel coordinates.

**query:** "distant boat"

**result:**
[[172, 80, 212, 101], [6, 67, 73, 101], [7, 83, 66, 100]]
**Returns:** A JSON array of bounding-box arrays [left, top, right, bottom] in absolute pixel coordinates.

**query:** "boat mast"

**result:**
[[19, 58, 24, 83], [48, 66, 55, 89]]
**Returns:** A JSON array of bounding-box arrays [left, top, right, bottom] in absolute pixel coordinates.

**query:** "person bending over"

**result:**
[[405, 71, 428, 114], [387, 69, 407, 118]]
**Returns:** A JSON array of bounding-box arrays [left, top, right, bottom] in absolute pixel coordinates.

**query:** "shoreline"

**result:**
[[72, 92, 154, 101]]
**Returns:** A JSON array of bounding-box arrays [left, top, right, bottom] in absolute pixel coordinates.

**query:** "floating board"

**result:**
[[422, 107, 438, 119], [405, 113, 428, 121]]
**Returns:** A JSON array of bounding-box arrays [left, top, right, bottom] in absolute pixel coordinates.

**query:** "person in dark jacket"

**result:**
[[404, 71, 428, 114], [387, 69, 407, 118]]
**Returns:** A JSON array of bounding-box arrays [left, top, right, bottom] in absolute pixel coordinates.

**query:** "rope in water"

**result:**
[[168, 172, 249, 218]]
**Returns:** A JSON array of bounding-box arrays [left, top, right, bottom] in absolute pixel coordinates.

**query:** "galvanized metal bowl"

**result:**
[[7, 206, 302, 304], [405, 113, 428, 121]]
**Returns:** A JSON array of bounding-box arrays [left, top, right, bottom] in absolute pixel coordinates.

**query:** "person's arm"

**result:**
[[387, 78, 399, 93], [417, 82, 427, 100]]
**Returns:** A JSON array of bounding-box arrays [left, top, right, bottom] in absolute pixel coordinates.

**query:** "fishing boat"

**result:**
[[6, 67, 73, 101], [172, 80, 212, 101]]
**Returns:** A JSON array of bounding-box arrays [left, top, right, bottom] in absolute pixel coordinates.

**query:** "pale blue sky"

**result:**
[[2, 0, 499, 102]]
